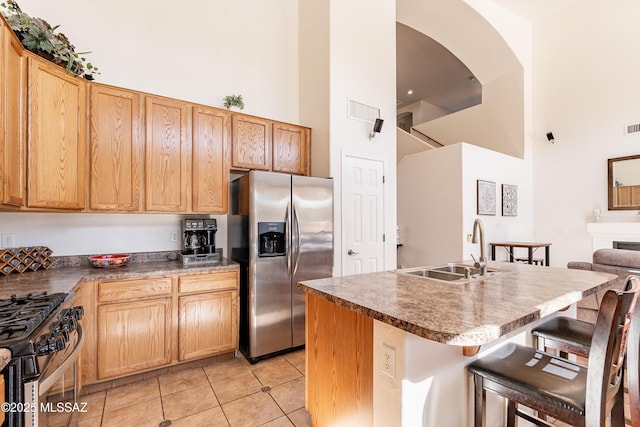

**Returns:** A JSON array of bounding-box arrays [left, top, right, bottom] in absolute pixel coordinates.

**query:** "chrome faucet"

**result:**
[[471, 219, 487, 275]]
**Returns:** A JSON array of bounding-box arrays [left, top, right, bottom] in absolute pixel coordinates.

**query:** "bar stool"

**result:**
[[531, 277, 636, 359], [467, 277, 639, 427]]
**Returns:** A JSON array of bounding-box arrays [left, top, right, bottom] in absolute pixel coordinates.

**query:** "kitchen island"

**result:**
[[298, 261, 617, 427]]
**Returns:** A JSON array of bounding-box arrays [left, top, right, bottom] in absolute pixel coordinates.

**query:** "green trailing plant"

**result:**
[[0, 0, 99, 80], [223, 94, 244, 110]]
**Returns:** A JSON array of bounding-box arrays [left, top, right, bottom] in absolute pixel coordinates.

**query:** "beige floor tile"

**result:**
[[162, 383, 219, 421], [208, 369, 264, 404], [260, 415, 294, 426], [71, 416, 103, 427], [287, 408, 312, 427], [70, 391, 106, 423], [222, 392, 284, 427], [100, 397, 164, 427], [269, 377, 306, 414], [158, 367, 209, 396], [104, 378, 160, 413], [204, 355, 253, 378], [283, 350, 305, 375], [170, 406, 230, 427], [252, 358, 302, 388], [46, 410, 72, 427]]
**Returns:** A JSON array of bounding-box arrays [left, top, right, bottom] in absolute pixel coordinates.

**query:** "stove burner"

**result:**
[[0, 292, 68, 345]]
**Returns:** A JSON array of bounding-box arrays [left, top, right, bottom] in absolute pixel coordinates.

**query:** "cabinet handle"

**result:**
[[347, 249, 359, 255]]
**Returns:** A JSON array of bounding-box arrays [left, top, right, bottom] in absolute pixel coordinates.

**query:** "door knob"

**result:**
[[347, 249, 359, 255]]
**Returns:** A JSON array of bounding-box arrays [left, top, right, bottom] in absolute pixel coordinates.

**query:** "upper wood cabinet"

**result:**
[[145, 95, 191, 212], [27, 55, 87, 209], [272, 121, 310, 176], [231, 114, 271, 171], [1, 25, 27, 207], [192, 106, 230, 213], [89, 83, 144, 211]]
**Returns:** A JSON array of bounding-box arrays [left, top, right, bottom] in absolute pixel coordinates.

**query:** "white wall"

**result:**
[[17, 0, 300, 122], [1, 0, 298, 257], [302, 0, 398, 274], [397, 143, 532, 268], [532, 0, 640, 266]]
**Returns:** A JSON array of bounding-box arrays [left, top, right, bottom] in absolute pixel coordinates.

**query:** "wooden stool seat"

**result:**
[[532, 316, 594, 358]]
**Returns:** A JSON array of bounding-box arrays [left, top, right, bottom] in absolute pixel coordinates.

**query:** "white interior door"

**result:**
[[343, 155, 385, 275]]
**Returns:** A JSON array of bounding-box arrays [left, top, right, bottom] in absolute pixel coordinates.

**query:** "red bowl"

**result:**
[[88, 254, 130, 268]]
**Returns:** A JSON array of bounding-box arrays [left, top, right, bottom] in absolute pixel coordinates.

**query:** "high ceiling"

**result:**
[[396, 22, 481, 112], [395, 0, 578, 115]]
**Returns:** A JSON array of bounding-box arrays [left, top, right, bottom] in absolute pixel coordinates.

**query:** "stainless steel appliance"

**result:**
[[228, 171, 333, 363], [0, 292, 84, 427], [179, 218, 220, 266]]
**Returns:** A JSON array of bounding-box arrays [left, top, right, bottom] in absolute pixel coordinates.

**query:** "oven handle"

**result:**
[[38, 323, 84, 396]]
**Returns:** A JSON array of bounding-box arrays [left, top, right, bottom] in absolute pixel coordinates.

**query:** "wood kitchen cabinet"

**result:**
[[178, 271, 238, 361], [192, 105, 230, 213], [27, 54, 87, 210], [95, 276, 173, 380], [231, 114, 272, 171], [89, 83, 144, 211], [145, 95, 191, 212], [272, 121, 310, 176], [81, 269, 238, 384], [0, 24, 26, 207]]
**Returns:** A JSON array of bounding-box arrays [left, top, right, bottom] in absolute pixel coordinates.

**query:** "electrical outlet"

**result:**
[[1, 233, 15, 248], [382, 343, 396, 378], [170, 230, 178, 242]]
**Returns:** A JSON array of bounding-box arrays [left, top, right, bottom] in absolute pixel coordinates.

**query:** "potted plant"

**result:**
[[223, 94, 244, 110], [0, 0, 99, 80]]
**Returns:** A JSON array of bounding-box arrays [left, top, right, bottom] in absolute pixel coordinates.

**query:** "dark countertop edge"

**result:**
[[297, 267, 619, 347]]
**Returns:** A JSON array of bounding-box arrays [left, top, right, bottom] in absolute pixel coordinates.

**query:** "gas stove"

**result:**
[[0, 292, 84, 427]]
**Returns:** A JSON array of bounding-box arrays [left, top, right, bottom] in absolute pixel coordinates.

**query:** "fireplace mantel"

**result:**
[[586, 222, 640, 251]]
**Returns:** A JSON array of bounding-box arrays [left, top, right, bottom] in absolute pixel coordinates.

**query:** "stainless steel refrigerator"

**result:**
[[228, 171, 333, 362]]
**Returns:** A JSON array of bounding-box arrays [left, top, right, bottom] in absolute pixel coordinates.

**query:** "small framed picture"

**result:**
[[502, 184, 518, 216], [477, 180, 496, 215]]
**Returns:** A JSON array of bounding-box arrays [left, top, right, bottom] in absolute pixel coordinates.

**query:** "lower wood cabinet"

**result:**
[[97, 298, 173, 379], [80, 269, 239, 384], [179, 290, 237, 361]]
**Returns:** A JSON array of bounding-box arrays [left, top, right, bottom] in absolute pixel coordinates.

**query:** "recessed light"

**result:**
[[407, 90, 413, 95]]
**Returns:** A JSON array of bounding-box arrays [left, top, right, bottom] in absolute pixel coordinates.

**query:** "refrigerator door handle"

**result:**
[[293, 205, 301, 275], [285, 203, 292, 276]]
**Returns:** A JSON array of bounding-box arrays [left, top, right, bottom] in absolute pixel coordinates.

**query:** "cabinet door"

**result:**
[[27, 56, 86, 209], [192, 106, 230, 213], [1, 27, 26, 206], [145, 96, 191, 212], [89, 84, 144, 211], [179, 290, 238, 361], [231, 114, 271, 170], [272, 122, 310, 176], [97, 298, 172, 379]]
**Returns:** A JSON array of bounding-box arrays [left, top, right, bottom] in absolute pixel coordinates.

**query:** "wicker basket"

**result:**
[[0, 246, 53, 276]]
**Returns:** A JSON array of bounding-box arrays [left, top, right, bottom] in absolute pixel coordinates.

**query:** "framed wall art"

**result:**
[[476, 180, 496, 215], [502, 184, 518, 216]]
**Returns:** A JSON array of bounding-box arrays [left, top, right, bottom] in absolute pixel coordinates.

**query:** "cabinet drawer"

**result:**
[[179, 270, 238, 294], [98, 276, 173, 303]]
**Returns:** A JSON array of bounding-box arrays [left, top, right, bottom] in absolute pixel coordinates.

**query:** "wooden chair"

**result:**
[[629, 290, 640, 427], [468, 276, 639, 427]]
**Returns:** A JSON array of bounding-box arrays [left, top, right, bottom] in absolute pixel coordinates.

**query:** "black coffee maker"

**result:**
[[182, 218, 217, 256]]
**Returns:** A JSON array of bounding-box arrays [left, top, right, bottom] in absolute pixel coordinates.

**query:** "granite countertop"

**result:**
[[0, 257, 239, 299], [297, 261, 618, 346]]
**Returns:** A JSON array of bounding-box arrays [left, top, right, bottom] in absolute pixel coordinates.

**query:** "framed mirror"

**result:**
[[608, 154, 640, 210]]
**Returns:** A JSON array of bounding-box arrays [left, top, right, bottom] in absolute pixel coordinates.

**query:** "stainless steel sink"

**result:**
[[395, 263, 502, 283]]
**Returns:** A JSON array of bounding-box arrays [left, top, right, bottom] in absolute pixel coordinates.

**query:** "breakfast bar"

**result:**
[[297, 261, 617, 426]]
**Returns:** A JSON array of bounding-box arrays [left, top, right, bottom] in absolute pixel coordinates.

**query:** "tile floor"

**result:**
[[48, 350, 310, 427]]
